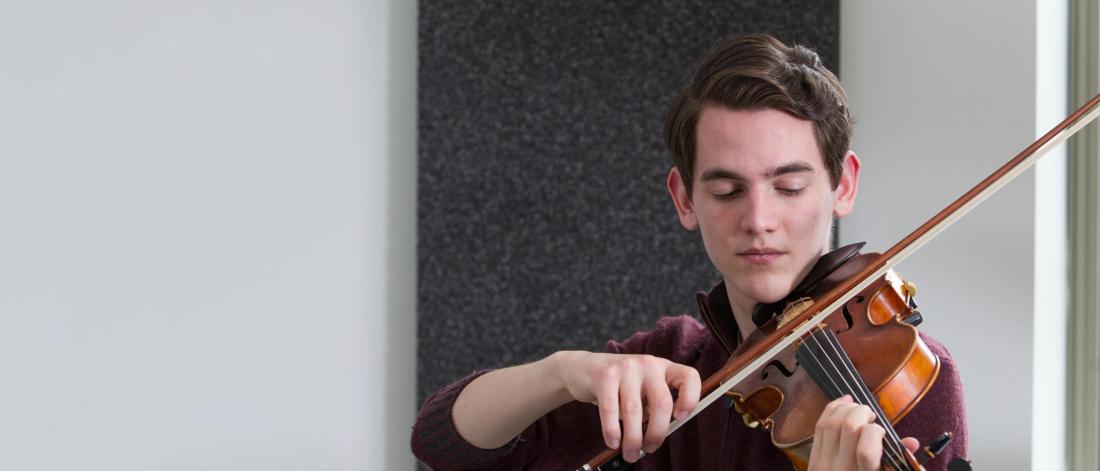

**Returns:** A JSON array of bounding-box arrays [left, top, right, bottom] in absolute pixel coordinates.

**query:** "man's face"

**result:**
[[668, 106, 859, 313]]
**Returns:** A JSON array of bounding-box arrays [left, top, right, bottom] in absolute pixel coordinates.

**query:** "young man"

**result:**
[[412, 34, 967, 470]]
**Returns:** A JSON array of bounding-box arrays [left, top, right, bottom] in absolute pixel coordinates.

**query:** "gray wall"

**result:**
[[416, 0, 840, 401]]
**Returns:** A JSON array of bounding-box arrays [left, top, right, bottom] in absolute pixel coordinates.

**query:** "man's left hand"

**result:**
[[807, 395, 920, 471]]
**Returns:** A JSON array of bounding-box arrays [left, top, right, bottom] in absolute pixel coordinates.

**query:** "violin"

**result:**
[[726, 246, 938, 471], [577, 92, 1100, 471]]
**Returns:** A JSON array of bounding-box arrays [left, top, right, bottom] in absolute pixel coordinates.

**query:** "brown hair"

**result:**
[[663, 34, 851, 195]]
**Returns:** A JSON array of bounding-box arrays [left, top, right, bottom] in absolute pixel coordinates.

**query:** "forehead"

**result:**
[[694, 106, 825, 178]]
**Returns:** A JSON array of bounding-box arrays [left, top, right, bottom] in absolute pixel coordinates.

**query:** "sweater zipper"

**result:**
[[697, 297, 734, 354]]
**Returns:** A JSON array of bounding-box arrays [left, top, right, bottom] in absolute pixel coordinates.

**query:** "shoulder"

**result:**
[[919, 331, 955, 362], [917, 331, 965, 402], [605, 315, 715, 364]]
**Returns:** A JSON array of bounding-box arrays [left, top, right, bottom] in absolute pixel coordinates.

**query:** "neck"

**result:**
[[727, 294, 759, 342]]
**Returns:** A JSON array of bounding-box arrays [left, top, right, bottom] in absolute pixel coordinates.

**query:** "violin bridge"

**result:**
[[778, 297, 815, 327]]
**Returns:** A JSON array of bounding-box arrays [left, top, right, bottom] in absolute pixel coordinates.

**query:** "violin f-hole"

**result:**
[[761, 359, 799, 380], [835, 295, 864, 333]]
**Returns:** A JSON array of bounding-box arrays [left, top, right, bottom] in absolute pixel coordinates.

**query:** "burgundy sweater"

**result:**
[[411, 289, 968, 470]]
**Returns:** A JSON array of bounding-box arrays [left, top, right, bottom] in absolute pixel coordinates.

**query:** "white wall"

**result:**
[[842, 1, 1049, 469], [0, 1, 418, 469]]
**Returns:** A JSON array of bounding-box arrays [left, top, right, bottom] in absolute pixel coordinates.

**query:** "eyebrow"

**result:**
[[699, 162, 815, 182]]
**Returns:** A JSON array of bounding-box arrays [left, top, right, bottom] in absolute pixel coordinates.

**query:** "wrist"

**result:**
[[544, 350, 584, 405]]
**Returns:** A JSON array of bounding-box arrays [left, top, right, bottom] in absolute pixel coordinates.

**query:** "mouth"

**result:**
[[738, 247, 785, 264]]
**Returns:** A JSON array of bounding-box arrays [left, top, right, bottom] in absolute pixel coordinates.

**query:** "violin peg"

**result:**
[[902, 280, 918, 298], [727, 397, 761, 428], [903, 310, 923, 327], [916, 432, 952, 464], [928, 432, 952, 452], [741, 412, 760, 429], [946, 458, 973, 471]]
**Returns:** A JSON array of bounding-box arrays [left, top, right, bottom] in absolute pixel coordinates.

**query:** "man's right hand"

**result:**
[[551, 351, 702, 463]]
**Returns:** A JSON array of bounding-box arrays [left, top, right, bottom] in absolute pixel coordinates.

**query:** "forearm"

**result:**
[[452, 350, 577, 449]]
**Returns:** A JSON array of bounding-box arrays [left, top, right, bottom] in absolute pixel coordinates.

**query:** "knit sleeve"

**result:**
[[410, 370, 608, 471], [410, 370, 522, 470], [606, 315, 711, 364], [410, 316, 709, 470]]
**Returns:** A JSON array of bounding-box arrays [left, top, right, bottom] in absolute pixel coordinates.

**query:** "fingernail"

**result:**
[[609, 438, 619, 449], [625, 450, 638, 462], [675, 410, 689, 421]]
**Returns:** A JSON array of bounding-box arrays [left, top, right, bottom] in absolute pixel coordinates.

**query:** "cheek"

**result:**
[[695, 211, 726, 245], [694, 205, 741, 254], [786, 198, 833, 241], [694, 202, 733, 229]]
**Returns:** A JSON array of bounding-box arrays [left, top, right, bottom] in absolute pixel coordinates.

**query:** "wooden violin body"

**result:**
[[726, 252, 940, 470]]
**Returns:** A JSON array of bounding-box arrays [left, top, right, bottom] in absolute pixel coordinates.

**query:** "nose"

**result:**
[[739, 188, 779, 234]]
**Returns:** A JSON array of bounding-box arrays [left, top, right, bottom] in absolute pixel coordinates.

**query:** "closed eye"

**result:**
[[714, 188, 743, 200]]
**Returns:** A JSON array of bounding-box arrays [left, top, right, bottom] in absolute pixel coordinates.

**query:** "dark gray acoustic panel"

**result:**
[[418, 1, 839, 403]]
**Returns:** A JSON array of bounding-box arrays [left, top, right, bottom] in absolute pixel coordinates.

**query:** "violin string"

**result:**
[[797, 332, 907, 471], [817, 328, 909, 453], [808, 329, 912, 471], [818, 329, 912, 471], [796, 341, 906, 468], [804, 329, 912, 471], [802, 330, 910, 471], [817, 328, 912, 466], [797, 331, 909, 471]]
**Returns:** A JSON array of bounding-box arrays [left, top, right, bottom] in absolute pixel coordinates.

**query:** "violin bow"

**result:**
[[579, 92, 1100, 471]]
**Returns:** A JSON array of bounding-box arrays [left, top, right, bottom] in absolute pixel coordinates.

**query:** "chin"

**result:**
[[741, 280, 791, 305]]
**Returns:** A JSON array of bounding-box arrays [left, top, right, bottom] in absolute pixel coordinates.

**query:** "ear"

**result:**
[[832, 151, 860, 218], [667, 167, 699, 230]]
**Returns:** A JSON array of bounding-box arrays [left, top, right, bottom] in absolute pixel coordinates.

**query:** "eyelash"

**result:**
[[714, 187, 804, 199], [714, 190, 740, 200]]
